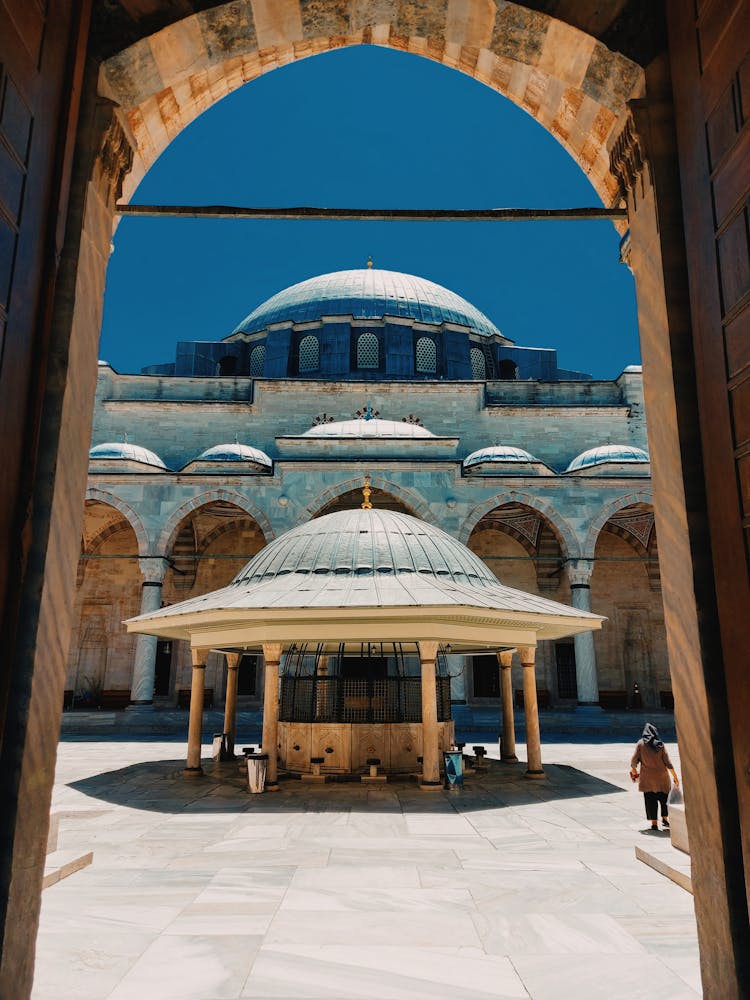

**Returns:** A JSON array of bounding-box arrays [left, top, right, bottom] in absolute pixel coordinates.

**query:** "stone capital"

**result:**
[[566, 558, 594, 587], [517, 645, 536, 667], [263, 642, 283, 663], [224, 652, 240, 670], [497, 649, 515, 668], [138, 556, 169, 585], [418, 640, 438, 662], [191, 646, 210, 668]]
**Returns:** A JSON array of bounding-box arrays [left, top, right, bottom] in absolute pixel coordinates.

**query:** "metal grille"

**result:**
[[249, 345, 265, 376], [470, 347, 486, 380], [356, 332, 379, 369], [299, 335, 319, 372], [415, 337, 436, 373], [555, 643, 578, 700], [279, 676, 451, 723]]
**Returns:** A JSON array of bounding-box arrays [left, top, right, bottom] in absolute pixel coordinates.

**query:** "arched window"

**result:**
[[499, 359, 518, 380], [217, 355, 237, 376], [357, 332, 379, 369], [470, 347, 486, 380], [249, 345, 265, 377], [299, 335, 319, 372], [415, 337, 437, 374]]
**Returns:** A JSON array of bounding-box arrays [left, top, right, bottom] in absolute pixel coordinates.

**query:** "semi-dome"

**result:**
[[232, 268, 503, 339], [89, 442, 166, 469], [304, 418, 434, 439], [464, 444, 540, 469], [194, 443, 272, 467], [566, 444, 650, 472]]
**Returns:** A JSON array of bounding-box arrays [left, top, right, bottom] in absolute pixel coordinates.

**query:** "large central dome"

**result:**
[[232, 268, 503, 339]]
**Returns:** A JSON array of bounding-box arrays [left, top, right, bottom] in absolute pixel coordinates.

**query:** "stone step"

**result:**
[[43, 850, 93, 889], [635, 841, 692, 894]]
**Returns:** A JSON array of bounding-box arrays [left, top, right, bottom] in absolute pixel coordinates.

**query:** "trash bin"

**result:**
[[443, 749, 463, 789], [211, 733, 224, 761], [246, 753, 268, 794]]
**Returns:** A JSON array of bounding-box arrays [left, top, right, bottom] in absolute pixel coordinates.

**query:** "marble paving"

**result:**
[[32, 740, 700, 999]]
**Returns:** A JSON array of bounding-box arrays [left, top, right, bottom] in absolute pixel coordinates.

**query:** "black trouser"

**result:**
[[644, 791, 668, 821]]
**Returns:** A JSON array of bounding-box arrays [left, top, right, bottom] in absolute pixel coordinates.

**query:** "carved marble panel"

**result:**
[[278, 721, 311, 772], [389, 723, 423, 772], [312, 723, 351, 773], [351, 724, 389, 772]]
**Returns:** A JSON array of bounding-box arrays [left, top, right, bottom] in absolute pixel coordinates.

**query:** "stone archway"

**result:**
[[301, 476, 433, 523], [100, 2, 643, 210]]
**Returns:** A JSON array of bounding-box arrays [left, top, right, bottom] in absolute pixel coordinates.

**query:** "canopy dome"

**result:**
[[89, 442, 166, 469], [304, 418, 434, 439], [232, 268, 503, 339], [566, 444, 650, 472]]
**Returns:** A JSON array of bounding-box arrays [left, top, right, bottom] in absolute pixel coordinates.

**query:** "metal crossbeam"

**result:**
[[114, 204, 627, 222]]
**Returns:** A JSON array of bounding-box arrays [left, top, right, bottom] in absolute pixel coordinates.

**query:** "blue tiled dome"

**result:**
[[89, 442, 166, 469], [195, 443, 272, 467], [464, 445, 540, 469], [233, 268, 502, 338], [566, 444, 649, 472]]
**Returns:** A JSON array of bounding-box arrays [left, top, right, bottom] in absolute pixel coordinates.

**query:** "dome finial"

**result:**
[[367, 255, 373, 269], [361, 475, 373, 510]]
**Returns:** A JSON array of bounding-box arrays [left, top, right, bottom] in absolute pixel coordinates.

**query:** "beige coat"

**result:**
[[631, 739, 673, 794]]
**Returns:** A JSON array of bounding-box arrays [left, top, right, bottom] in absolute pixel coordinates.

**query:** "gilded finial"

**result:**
[[367, 256, 373, 269], [361, 475, 373, 510]]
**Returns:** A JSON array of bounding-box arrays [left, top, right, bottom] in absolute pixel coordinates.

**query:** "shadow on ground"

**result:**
[[69, 757, 625, 814]]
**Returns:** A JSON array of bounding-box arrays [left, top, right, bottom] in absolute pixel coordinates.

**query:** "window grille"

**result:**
[[249, 345, 265, 376], [415, 337, 437, 374], [299, 335, 319, 372], [470, 347, 486, 380], [357, 332, 379, 369], [278, 676, 451, 723]]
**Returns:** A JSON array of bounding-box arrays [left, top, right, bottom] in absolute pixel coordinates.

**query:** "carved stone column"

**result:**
[[129, 557, 169, 708], [518, 645, 544, 779], [418, 641, 441, 790], [497, 649, 518, 761], [261, 643, 282, 790], [223, 653, 240, 757], [566, 559, 600, 706], [184, 647, 208, 777]]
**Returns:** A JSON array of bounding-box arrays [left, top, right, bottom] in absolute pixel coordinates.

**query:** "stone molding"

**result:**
[[609, 100, 653, 206], [582, 489, 654, 558], [156, 488, 275, 552], [138, 556, 169, 585], [84, 486, 150, 555], [458, 489, 580, 559]]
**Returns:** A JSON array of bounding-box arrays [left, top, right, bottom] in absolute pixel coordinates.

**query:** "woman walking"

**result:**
[[630, 722, 680, 831]]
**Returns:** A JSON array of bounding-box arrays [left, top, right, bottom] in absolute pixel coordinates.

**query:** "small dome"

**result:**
[[566, 444, 649, 472], [233, 268, 503, 339], [464, 445, 540, 469], [195, 443, 272, 467], [89, 442, 166, 469], [303, 418, 435, 439]]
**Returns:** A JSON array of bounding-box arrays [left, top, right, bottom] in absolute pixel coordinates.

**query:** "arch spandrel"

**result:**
[[84, 487, 150, 556], [459, 490, 580, 560], [99, 1, 644, 208], [156, 489, 274, 554], [300, 476, 434, 524], [582, 488, 654, 559]]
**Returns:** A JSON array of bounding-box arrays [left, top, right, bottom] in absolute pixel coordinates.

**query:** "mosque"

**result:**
[[70, 263, 668, 728]]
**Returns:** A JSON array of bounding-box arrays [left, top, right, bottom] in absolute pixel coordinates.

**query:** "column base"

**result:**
[[501, 754, 519, 762], [576, 702, 603, 711], [182, 766, 203, 777], [126, 701, 155, 711], [419, 780, 443, 791], [525, 768, 546, 780], [264, 782, 280, 792]]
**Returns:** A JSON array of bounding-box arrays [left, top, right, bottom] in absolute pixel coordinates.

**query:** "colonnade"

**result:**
[[180, 641, 545, 784]]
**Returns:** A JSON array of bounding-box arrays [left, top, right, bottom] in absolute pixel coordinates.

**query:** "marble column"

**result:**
[[567, 559, 600, 706], [518, 645, 544, 778], [418, 641, 441, 790], [129, 557, 169, 708], [183, 647, 208, 777], [261, 643, 282, 791], [223, 653, 240, 757], [497, 649, 518, 761]]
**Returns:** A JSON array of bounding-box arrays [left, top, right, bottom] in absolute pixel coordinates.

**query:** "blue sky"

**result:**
[[101, 45, 639, 379]]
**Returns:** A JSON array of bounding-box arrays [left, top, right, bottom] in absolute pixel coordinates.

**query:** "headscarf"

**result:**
[[641, 722, 664, 749]]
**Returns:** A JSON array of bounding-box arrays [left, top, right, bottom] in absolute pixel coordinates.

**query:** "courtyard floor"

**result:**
[[33, 738, 699, 999]]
